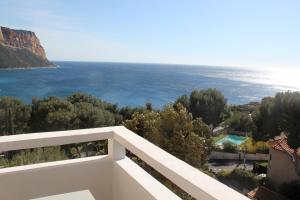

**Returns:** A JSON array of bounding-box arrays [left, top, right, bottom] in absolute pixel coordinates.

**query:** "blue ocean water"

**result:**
[[0, 62, 297, 108]]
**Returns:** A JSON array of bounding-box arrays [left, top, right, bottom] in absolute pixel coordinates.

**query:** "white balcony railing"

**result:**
[[0, 126, 250, 200]]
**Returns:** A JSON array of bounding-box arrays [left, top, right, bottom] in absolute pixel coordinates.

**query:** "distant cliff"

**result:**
[[0, 26, 54, 68]]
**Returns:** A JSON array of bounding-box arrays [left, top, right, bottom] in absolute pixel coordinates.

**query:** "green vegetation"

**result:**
[[230, 102, 260, 113], [258, 162, 268, 168], [0, 94, 122, 136], [212, 133, 226, 143], [225, 111, 256, 133], [175, 88, 227, 126], [0, 147, 67, 167], [1, 90, 298, 165], [1, 89, 300, 199], [240, 138, 269, 154], [0, 93, 123, 168], [222, 142, 238, 153], [124, 103, 213, 167], [31, 94, 121, 132], [216, 169, 259, 192], [0, 90, 218, 169], [253, 91, 300, 150], [0, 97, 31, 135]]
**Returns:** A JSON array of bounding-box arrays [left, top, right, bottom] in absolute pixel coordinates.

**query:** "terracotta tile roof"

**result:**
[[269, 135, 300, 158], [247, 186, 289, 200]]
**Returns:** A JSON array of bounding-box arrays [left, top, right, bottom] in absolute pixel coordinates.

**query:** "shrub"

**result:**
[[223, 142, 237, 153], [241, 138, 269, 154], [256, 144, 269, 154], [230, 169, 258, 188], [217, 169, 258, 191], [216, 170, 229, 179]]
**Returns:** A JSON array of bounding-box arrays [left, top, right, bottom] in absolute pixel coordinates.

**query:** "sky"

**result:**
[[1, 0, 300, 69]]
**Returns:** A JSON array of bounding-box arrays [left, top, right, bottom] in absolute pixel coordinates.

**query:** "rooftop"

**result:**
[[247, 186, 289, 200], [0, 126, 250, 200], [269, 135, 300, 158]]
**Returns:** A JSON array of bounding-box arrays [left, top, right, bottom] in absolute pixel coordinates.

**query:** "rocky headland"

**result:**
[[0, 26, 54, 68]]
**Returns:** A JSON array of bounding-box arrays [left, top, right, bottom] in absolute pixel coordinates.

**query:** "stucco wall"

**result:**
[[0, 155, 180, 200], [268, 148, 300, 187], [0, 156, 113, 200]]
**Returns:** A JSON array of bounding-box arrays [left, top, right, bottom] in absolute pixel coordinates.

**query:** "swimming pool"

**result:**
[[216, 134, 247, 146]]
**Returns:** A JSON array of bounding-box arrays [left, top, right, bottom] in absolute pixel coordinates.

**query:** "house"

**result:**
[[267, 135, 300, 187]]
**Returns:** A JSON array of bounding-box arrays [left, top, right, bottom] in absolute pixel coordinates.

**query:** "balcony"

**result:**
[[0, 126, 249, 200]]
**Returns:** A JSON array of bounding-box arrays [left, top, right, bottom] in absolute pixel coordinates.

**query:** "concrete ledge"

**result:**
[[113, 157, 180, 200], [0, 127, 115, 152], [114, 126, 250, 200], [0, 155, 112, 200], [0, 126, 250, 200]]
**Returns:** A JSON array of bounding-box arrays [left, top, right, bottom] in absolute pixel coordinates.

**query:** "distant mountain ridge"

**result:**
[[0, 26, 54, 68]]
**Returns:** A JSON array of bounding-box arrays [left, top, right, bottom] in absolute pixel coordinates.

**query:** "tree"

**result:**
[[7, 109, 15, 135], [223, 142, 237, 153], [254, 92, 300, 143], [145, 102, 153, 111], [174, 94, 190, 109], [72, 102, 116, 129], [123, 110, 160, 144], [30, 97, 77, 132], [275, 92, 300, 150], [124, 103, 213, 167], [277, 92, 300, 177], [0, 97, 31, 135], [189, 89, 226, 126], [253, 92, 300, 175], [119, 106, 146, 120], [0, 147, 67, 167], [225, 111, 256, 133], [67, 93, 122, 124]]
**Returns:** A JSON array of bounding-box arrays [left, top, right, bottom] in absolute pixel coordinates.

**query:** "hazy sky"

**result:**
[[1, 0, 300, 68]]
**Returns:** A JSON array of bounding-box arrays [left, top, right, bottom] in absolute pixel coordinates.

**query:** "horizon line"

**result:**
[[50, 59, 299, 71]]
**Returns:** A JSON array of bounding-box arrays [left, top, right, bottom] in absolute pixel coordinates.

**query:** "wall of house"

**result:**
[[267, 148, 300, 187]]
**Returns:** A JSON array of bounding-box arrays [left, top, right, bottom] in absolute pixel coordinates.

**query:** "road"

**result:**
[[207, 160, 254, 173]]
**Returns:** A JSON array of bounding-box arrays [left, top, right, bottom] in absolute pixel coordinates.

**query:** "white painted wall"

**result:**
[[210, 151, 269, 161], [0, 156, 113, 200], [0, 156, 179, 200], [0, 126, 250, 200], [112, 157, 180, 200]]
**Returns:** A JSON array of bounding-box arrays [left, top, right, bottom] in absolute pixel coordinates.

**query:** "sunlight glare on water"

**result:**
[[204, 66, 300, 91], [250, 67, 300, 91]]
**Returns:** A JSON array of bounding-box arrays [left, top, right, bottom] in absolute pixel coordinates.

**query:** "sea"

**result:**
[[0, 61, 299, 108]]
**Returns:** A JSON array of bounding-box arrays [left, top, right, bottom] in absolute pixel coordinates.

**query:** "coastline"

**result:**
[[0, 64, 59, 70]]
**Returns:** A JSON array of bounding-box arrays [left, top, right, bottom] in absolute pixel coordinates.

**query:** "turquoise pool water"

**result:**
[[216, 134, 247, 146]]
